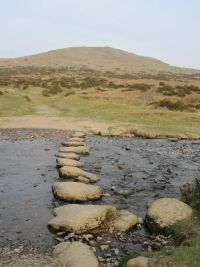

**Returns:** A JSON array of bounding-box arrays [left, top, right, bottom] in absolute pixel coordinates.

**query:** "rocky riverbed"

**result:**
[[0, 129, 199, 266]]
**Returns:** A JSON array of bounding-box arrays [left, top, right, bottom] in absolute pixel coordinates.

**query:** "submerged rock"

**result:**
[[59, 146, 89, 155], [52, 182, 101, 201], [53, 241, 100, 267], [55, 152, 80, 160], [62, 141, 85, 147], [59, 166, 99, 182], [110, 210, 139, 232], [57, 158, 84, 167], [146, 198, 193, 233], [48, 204, 117, 234]]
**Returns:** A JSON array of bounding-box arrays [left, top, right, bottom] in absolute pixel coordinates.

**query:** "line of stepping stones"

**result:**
[[47, 131, 141, 267], [47, 131, 193, 267]]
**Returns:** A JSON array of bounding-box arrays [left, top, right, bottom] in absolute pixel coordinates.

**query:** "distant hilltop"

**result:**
[[0, 46, 199, 74]]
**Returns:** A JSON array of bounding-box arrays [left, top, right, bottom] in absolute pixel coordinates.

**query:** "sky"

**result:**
[[0, 0, 199, 69]]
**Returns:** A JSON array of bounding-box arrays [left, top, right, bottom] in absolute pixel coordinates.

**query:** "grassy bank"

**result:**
[[0, 88, 200, 138], [149, 213, 200, 267]]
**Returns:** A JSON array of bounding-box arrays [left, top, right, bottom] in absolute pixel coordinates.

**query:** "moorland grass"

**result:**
[[0, 87, 200, 138]]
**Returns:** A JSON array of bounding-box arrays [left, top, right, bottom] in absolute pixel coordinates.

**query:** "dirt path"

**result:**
[[0, 116, 115, 132]]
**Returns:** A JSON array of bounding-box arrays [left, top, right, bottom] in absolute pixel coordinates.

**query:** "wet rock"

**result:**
[[48, 204, 117, 234], [59, 146, 89, 155], [146, 198, 193, 233], [127, 256, 149, 267], [52, 182, 101, 201], [56, 158, 84, 167], [114, 248, 119, 255], [55, 152, 80, 160], [53, 241, 99, 267], [110, 210, 139, 232], [62, 141, 85, 147], [114, 189, 131, 196], [100, 244, 109, 251], [72, 132, 86, 138], [59, 166, 100, 183]]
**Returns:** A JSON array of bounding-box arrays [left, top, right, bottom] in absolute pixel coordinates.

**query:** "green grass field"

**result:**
[[0, 87, 200, 138]]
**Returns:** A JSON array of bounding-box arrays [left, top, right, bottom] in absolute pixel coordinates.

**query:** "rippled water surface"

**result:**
[[0, 131, 199, 252]]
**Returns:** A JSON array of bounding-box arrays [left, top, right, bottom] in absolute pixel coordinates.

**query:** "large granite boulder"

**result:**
[[146, 198, 193, 233], [59, 146, 89, 155], [59, 166, 99, 182], [57, 158, 84, 167], [53, 241, 100, 267], [52, 182, 101, 201], [48, 204, 117, 234]]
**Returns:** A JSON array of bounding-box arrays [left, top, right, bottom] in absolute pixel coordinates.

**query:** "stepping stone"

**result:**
[[72, 132, 86, 138], [127, 256, 149, 267], [68, 137, 85, 142], [59, 146, 89, 155], [75, 176, 90, 184], [53, 241, 99, 267], [48, 204, 117, 234], [59, 166, 99, 183], [62, 141, 85, 147], [110, 210, 139, 232], [52, 182, 101, 201], [146, 198, 193, 233], [55, 152, 80, 160], [57, 158, 84, 167]]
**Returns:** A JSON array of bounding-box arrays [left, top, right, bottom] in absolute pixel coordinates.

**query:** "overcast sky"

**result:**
[[0, 0, 199, 69]]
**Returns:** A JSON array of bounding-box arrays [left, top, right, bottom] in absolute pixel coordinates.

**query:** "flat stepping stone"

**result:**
[[59, 166, 99, 183], [68, 137, 85, 142], [75, 176, 90, 184], [52, 182, 101, 201], [127, 256, 149, 267], [72, 132, 86, 138], [53, 241, 99, 267], [62, 141, 85, 147], [48, 204, 117, 234], [146, 198, 193, 233], [110, 210, 139, 232], [55, 152, 80, 160], [59, 146, 89, 155], [57, 158, 84, 167]]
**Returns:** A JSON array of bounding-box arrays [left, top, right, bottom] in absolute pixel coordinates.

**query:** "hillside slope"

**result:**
[[0, 46, 198, 74]]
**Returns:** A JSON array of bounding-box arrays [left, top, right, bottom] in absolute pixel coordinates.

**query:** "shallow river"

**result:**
[[0, 130, 199, 257]]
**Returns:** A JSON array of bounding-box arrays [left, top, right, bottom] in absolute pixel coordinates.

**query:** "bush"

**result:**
[[158, 99, 187, 111], [180, 176, 200, 209], [156, 99, 200, 111], [42, 89, 50, 97], [65, 90, 75, 97], [24, 95, 32, 102]]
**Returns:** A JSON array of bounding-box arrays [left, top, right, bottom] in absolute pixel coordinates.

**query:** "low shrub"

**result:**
[[180, 176, 200, 209]]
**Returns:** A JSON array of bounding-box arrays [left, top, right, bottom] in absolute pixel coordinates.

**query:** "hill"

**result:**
[[0, 46, 200, 138], [0, 46, 199, 74]]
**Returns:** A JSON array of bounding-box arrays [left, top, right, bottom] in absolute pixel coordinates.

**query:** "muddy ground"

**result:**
[[0, 129, 199, 266]]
